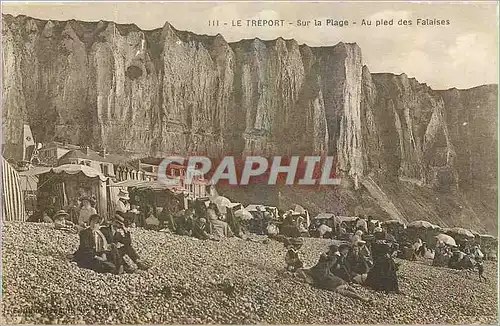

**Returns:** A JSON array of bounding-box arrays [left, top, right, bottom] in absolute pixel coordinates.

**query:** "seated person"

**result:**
[[333, 244, 353, 282], [351, 230, 364, 245], [127, 206, 140, 227], [144, 209, 161, 230], [73, 214, 118, 274], [318, 223, 333, 239], [296, 215, 308, 234], [207, 206, 233, 238], [365, 230, 400, 293], [192, 218, 212, 240], [53, 210, 77, 233], [101, 213, 150, 273], [448, 248, 464, 269], [298, 244, 372, 303], [172, 208, 195, 236], [285, 237, 304, 272], [266, 222, 280, 236], [347, 240, 372, 284], [27, 210, 53, 223]]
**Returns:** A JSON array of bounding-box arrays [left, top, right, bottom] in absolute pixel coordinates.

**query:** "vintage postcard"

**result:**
[[1, 0, 498, 325]]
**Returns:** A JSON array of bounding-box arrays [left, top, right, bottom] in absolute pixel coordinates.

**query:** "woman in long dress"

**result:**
[[365, 230, 400, 293], [73, 214, 118, 274]]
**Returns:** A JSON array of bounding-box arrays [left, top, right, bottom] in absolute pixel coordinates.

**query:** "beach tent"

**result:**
[[24, 164, 108, 219], [2, 157, 27, 221], [109, 178, 187, 212]]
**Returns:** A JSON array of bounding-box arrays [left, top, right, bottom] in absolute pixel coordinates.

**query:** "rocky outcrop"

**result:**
[[362, 72, 459, 191], [438, 85, 497, 189], [2, 14, 497, 232]]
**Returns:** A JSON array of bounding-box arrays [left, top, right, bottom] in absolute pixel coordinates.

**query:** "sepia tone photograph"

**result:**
[[0, 0, 498, 324]]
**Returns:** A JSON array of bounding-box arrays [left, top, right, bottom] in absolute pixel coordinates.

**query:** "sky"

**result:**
[[2, 1, 499, 89]]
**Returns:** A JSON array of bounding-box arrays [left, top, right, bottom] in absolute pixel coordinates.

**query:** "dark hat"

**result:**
[[89, 214, 103, 223]]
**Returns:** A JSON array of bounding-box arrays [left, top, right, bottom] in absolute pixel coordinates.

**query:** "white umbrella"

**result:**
[[447, 227, 475, 238], [245, 204, 263, 212], [407, 220, 437, 229], [235, 209, 253, 221], [314, 213, 335, 220], [435, 233, 457, 247], [212, 196, 232, 213]]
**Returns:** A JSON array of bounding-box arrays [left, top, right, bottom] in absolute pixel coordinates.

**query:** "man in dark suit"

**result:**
[[101, 212, 149, 273], [73, 214, 119, 274]]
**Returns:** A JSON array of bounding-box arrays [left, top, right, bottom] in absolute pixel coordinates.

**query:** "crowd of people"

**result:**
[[287, 226, 400, 302], [27, 188, 488, 294]]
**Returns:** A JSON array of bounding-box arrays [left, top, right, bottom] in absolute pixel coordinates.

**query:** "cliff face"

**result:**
[[2, 15, 497, 232]]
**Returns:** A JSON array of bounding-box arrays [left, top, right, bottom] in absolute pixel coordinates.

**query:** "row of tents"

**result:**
[[2, 160, 184, 222]]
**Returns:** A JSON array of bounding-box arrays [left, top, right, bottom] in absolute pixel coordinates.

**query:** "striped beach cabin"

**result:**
[[2, 157, 26, 221]]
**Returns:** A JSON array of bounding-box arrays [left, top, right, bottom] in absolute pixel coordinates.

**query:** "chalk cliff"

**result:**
[[2, 15, 497, 232]]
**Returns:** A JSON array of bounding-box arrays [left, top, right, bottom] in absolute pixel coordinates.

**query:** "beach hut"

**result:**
[[25, 164, 109, 219], [2, 157, 27, 221], [109, 178, 187, 215]]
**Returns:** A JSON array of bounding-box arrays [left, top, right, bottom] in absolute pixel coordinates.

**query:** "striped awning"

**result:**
[[2, 157, 27, 221]]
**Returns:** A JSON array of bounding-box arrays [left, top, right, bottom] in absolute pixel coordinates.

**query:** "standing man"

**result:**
[[115, 189, 130, 214]]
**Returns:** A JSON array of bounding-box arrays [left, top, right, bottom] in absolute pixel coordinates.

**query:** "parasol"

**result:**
[[212, 196, 232, 213], [435, 233, 457, 247], [314, 213, 335, 220], [234, 208, 254, 221], [446, 227, 475, 238], [407, 220, 437, 229], [470, 229, 481, 237], [245, 204, 262, 212]]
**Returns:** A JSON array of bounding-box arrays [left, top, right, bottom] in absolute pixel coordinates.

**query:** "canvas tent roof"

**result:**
[[19, 164, 107, 181], [109, 179, 185, 194]]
